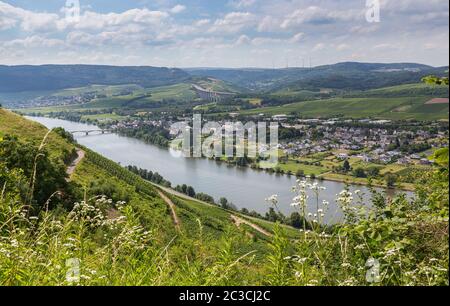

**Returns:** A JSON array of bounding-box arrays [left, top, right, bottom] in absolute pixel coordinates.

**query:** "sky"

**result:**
[[0, 0, 449, 68]]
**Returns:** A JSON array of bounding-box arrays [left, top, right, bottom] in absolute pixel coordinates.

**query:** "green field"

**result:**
[[239, 96, 449, 120], [52, 84, 144, 97], [17, 83, 200, 113], [80, 113, 127, 121], [278, 160, 328, 176], [347, 83, 449, 97]]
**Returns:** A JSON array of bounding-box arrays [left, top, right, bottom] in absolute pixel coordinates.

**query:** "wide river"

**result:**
[[28, 116, 413, 223]]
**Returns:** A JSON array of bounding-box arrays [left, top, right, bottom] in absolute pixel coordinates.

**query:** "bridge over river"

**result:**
[[70, 129, 112, 136]]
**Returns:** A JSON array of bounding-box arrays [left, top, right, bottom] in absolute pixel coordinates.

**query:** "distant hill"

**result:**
[[238, 84, 449, 121], [186, 62, 449, 92], [0, 65, 190, 92]]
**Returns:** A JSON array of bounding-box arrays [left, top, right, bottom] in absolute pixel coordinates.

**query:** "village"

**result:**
[[277, 119, 448, 167], [108, 113, 448, 171]]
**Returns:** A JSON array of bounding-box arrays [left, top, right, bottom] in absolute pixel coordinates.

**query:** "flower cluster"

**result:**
[[68, 200, 106, 229]]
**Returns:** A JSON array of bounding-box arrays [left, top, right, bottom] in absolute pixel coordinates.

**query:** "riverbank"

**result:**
[[22, 113, 419, 192], [318, 172, 415, 191], [26, 115, 415, 222], [207, 155, 416, 192]]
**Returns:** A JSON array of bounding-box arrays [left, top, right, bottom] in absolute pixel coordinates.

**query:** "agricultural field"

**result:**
[[239, 96, 449, 120], [52, 84, 144, 97]]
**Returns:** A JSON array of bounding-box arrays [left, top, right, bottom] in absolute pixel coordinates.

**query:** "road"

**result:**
[[150, 182, 272, 238], [66, 148, 85, 181], [156, 190, 181, 232]]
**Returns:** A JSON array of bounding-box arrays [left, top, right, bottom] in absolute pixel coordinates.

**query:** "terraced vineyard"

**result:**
[[240, 96, 449, 120]]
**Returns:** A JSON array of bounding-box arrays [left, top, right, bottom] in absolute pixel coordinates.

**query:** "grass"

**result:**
[[239, 96, 449, 120], [348, 83, 449, 97], [277, 160, 328, 175], [71, 152, 178, 241], [53, 84, 143, 97], [17, 83, 198, 113], [80, 113, 127, 121], [0, 108, 74, 161]]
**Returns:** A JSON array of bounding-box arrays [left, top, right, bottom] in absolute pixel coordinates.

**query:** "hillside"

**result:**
[[0, 65, 190, 93], [238, 84, 449, 121], [345, 83, 449, 98], [187, 63, 449, 92]]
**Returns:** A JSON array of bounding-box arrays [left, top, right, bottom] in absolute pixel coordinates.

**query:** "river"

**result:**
[[27, 116, 413, 223]]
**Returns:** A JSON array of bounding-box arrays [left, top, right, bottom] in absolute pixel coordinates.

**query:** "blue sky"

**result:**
[[0, 0, 449, 67]]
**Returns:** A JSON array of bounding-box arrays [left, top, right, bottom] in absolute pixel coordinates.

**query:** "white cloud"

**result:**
[[3, 35, 64, 48], [373, 43, 396, 50], [312, 43, 326, 51], [281, 6, 362, 29], [235, 34, 251, 45], [0, 0, 448, 67], [250, 48, 271, 55], [289, 32, 305, 43], [251, 37, 282, 46], [230, 0, 257, 9], [350, 25, 380, 34], [70, 9, 169, 31], [194, 19, 210, 27], [257, 16, 280, 32], [0, 1, 59, 32], [0, 15, 16, 30], [209, 12, 256, 33], [336, 43, 350, 51], [170, 5, 186, 14], [0, 2, 170, 33]]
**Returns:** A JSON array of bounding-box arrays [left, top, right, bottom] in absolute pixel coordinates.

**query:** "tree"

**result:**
[[430, 148, 449, 168], [195, 193, 215, 204], [0, 134, 68, 210], [422, 75, 449, 86], [186, 186, 196, 197], [218, 197, 237, 210], [287, 212, 304, 229], [181, 184, 188, 194], [385, 174, 397, 188], [295, 169, 305, 177], [366, 166, 381, 177], [353, 167, 366, 178], [265, 207, 285, 223], [343, 160, 351, 172], [219, 197, 228, 207]]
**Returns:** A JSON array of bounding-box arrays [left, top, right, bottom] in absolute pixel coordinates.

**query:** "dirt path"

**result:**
[[150, 182, 272, 237], [230, 215, 273, 237], [66, 148, 85, 181], [157, 190, 181, 232]]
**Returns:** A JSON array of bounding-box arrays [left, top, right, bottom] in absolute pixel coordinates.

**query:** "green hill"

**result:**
[[345, 83, 449, 98], [187, 62, 449, 92], [242, 85, 449, 120], [0, 65, 190, 93]]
